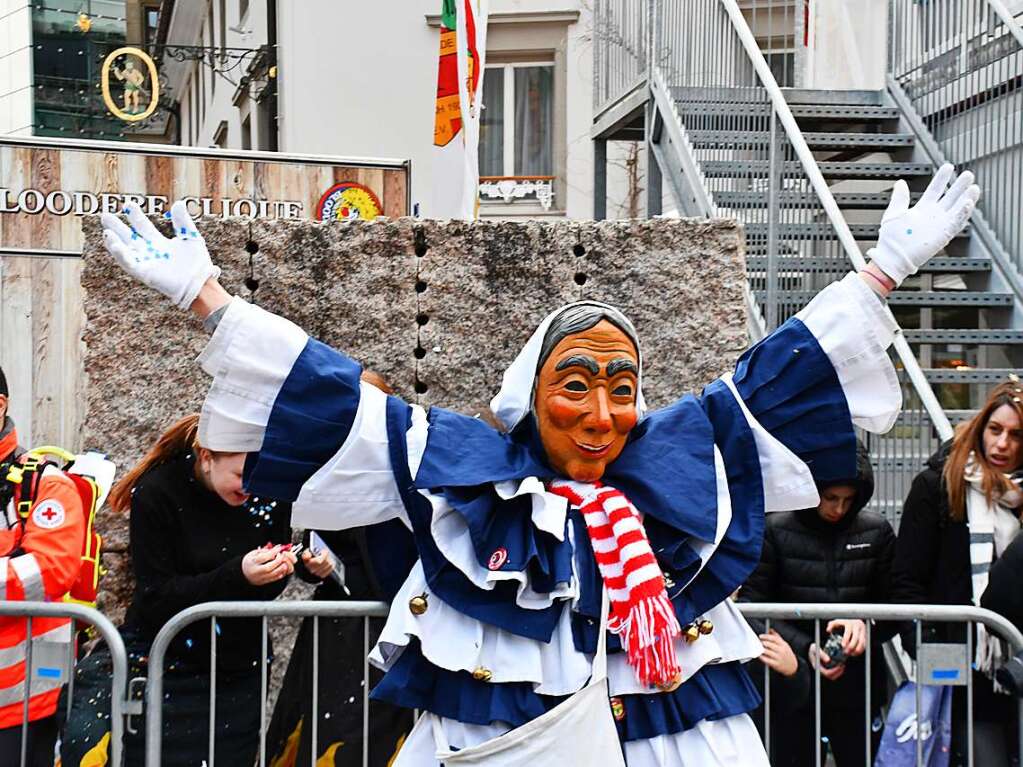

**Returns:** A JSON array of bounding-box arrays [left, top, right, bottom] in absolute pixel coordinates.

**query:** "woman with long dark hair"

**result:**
[[892, 380, 1023, 766], [61, 414, 297, 766]]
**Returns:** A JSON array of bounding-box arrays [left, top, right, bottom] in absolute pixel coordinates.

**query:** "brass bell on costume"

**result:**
[[408, 593, 429, 616], [472, 667, 493, 682], [698, 619, 714, 635]]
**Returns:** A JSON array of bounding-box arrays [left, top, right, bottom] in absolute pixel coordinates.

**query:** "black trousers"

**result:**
[[0, 716, 58, 767], [819, 704, 882, 766]]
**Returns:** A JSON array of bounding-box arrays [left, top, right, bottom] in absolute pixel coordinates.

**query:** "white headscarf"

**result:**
[[489, 300, 648, 432]]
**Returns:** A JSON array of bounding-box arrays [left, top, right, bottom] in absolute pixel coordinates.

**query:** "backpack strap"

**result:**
[[6, 455, 52, 520]]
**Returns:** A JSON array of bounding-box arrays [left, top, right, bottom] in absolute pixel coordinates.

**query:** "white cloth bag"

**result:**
[[428, 589, 625, 766]]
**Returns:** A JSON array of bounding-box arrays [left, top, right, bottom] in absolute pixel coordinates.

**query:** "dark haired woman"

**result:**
[[60, 414, 297, 766], [892, 381, 1023, 766]]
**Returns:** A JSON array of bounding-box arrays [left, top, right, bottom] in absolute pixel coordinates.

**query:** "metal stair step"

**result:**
[[703, 161, 933, 179], [673, 101, 901, 120], [716, 190, 922, 209], [744, 256, 990, 273], [744, 222, 968, 240], [754, 290, 1012, 307], [689, 130, 915, 150], [904, 329, 1023, 345], [924, 369, 1020, 384], [790, 104, 902, 120], [890, 409, 976, 427]]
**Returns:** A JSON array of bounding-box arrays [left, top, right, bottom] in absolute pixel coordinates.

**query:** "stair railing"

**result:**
[[888, 0, 1023, 284], [649, 0, 954, 517]]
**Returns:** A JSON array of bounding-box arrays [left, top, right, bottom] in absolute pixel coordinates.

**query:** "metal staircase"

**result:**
[[592, 0, 1023, 526]]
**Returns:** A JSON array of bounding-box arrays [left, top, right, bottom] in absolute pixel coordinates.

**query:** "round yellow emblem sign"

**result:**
[[101, 47, 160, 123]]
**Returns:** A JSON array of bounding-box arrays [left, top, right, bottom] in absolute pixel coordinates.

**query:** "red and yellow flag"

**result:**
[[431, 0, 488, 220]]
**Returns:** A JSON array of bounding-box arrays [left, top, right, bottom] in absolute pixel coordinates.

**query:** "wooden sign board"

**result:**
[[0, 136, 410, 449]]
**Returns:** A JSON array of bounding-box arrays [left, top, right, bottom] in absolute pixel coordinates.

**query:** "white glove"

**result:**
[[868, 163, 980, 286], [100, 200, 221, 310]]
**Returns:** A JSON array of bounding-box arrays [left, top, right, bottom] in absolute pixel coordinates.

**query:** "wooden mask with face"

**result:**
[[532, 307, 641, 482]]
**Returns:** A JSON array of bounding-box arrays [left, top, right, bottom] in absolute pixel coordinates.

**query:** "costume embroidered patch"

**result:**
[[488, 548, 508, 570], [32, 500, 65, 529]]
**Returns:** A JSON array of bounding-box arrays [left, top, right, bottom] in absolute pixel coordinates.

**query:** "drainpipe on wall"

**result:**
[[266, 0, 279, 151]]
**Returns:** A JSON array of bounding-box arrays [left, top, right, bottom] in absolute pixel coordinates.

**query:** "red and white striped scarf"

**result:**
[[547, 479, 681, 687]]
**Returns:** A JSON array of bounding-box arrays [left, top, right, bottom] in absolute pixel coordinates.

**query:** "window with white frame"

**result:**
[[478, 62, 555, 208]]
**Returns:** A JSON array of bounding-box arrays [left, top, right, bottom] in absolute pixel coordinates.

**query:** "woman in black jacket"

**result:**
[[892, 381, 1023, 766], [61, 414, 298, 766], [742, 441, 895, 765]]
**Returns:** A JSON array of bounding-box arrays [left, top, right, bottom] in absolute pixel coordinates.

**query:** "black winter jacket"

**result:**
[[982, 531, 1023, 634], [890, 443, 973, 640], [741, 443, 896, 708], [892, 443, 1019, 724], [122, 452, 293, 671]]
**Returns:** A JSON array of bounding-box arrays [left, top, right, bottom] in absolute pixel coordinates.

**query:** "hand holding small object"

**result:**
[[826, 618, 867, 657], [242, 545, 296, 585], [808, 643, 846, 681], [302, 548, 336, 580]]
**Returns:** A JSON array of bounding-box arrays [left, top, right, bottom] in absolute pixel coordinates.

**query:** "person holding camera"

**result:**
[[892, 380, 1023, 766], [741, 440, 896, 765], [60, 414, 298, 766]]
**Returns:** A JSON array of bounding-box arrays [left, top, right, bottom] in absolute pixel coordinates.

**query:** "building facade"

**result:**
[[8, 1, 1015, 217]]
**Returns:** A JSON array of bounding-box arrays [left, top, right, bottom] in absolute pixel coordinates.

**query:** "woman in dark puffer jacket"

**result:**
[[742, 441, 896, 766]]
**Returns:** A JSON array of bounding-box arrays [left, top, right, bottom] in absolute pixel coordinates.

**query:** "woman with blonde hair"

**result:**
[[61, 414, 298, 766], [892, 379, 1023, 766]]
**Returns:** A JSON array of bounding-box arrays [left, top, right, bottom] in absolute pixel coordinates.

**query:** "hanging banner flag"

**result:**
[[432, 0, 488, 220]]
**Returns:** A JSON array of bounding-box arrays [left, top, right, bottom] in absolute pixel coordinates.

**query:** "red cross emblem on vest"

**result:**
[[32, 500, 65, 529]]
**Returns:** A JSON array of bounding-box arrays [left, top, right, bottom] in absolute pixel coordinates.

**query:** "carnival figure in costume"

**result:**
[[100, 164, 979, 766]]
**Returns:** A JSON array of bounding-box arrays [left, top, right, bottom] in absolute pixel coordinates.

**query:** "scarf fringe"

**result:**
[[547, 479, 683, 688], [610, 592, 682, 687]]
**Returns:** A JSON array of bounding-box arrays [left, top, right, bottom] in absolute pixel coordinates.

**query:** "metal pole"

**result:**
[[967, 623, 974, 767], [764, 617, 771, 757], [21, 616, 32, 767], [208, 617, 217, 767], [66, 632, 75, 722], [915, 621, 923, 767], [311, 616, 319, 767], [815, 619, 822, 766], [260, 616, 268, 767], [865, 619, 872, 766], [363, 617, 370, 767], [765, 108, 781, 331]]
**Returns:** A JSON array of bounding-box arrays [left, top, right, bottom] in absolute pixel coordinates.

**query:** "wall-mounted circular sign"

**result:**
[[316, 182, 383, 221], [101, 46, 160, 123]]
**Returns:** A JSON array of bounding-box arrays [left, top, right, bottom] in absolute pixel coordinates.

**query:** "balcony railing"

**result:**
[[888, 0, 1023, 279], [479, 176, 556, 211]]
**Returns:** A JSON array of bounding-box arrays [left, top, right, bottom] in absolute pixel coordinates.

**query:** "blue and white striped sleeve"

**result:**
[[195, 296, 418, 529], [722, 271, 902, 508]]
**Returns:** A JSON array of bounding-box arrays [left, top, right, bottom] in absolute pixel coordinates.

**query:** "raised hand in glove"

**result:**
[[869, 163, 980, 287], [100, 200, 220, 310]]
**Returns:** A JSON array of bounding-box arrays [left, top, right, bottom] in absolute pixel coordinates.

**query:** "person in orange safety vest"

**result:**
[[0, 366, 86, 766]]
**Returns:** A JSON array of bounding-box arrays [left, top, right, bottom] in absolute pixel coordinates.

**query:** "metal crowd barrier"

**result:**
[[141, 600, 1023, 767], [0, 601, 128, 767], [143, 600, 389, 767], [738, 602, 1023, 767]]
